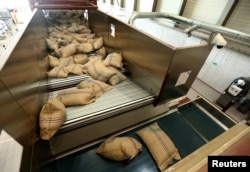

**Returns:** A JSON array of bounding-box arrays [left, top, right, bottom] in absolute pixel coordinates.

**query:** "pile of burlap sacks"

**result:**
[[39, 10, 127, 140]]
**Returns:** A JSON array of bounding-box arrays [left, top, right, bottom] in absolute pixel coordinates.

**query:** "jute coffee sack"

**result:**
[[107, 66, 127, 86], [57, 39, 71, 47], [83, 58, 116, 82], [76, 43, 94, 54], [93, 37, 103, 50], [96, 136, 142, 162], [45, 38, 59, 51], [55, 44, 77, 58], [72, 54, 89, 65], [63, 64, 84, 76], [48, 54, 60, 68], [47, 57, 74, 78], [39, 97, 66, 140], [71, 33, 95, 39], [136, 122, 181, 171], [49, 31, 63, 39], [95, 47, 106, 59], [57, 87, 96, 107], [103, 52, 123, 68], [67, 24, 89, 33], [77, 77, 113, 98]]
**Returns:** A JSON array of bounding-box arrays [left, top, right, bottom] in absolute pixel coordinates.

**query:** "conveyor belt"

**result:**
[[48, 69, 128, 91], [55, 111, 210, 172], [48, 74, 89, 90], [50, 79, 154, 131], [178, 102, 226, 141]]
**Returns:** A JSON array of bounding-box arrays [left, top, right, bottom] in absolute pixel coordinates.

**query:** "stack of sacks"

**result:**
[[40, 51, 127, 140], [44, 10, 106, 78], [83, 52, 127, 86], [39, 77, 113, 140], [39, 10, 128, 140]]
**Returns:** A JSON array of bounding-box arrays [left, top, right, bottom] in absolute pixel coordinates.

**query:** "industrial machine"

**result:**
[[0, 1, 249, 172]]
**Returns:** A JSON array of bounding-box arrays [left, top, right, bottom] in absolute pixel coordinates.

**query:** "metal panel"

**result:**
[[0, 9, 49, 172], [157, 44, 212, 103], [89, 10, 211, 105], [0, 9, 48, 125], [89, 10, 174, 98]]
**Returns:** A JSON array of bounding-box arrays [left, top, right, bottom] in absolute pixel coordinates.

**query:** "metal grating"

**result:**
[[48, 68, 128, 90], [50, 79, 154, 128], [48, 74, 89, 90]]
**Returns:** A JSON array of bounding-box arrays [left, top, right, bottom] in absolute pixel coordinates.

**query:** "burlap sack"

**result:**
[[71, 33, 95, 39], [136, 122, 181, 171], [79, 29, 92, 34], [57, 87, 95, 106], [73, 37, 89, 44], [48, 27, 59, 33], [63, 64, 84, 75], [47, 66, 69, 78], [77, 77, 113, 98], [83, 59, 116, 82], [57, 39, 70, 47], [96, 136, 142, 162], [96, 47, 106, 59], [61, 34, 74, 42], [45, 38, 59, 51], [49, 32, 63, 39], [72, 54, 89, 65], [47, 57, 74, 78], [107, 67, 127, 86], [48, 54, 60, 68], [68, 25, 88, 33], [71, 39, 80, 45], [76, 43, 94, 54], [39, 97, 65, 140], [103, 52, 123, 68], [55, 44, 77, 58], [93, 37, 103, 50]]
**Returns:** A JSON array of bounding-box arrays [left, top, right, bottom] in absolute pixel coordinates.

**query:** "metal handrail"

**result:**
[[128, 12, 250, 42]]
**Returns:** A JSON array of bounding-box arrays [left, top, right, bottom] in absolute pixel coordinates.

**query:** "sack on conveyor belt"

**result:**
[[72, 54, 89, 65], [57, 87, 96, 106], [107, 66, 127, 86], [45, 38, 59, 51], [103, 52, 123, 68], [77, 77, 113, 98], [96, 136, 142, 162], [76, 43, 95, 54], [47, 57, 74, 78], [63, 64, 84, 76], [48, 55, 60, 68], [39, 97, 66, 140], [95, 47, 106, 59], [137, 122, 181, 171], [83, 58, 116, 82], [55, 44, 77, 58]]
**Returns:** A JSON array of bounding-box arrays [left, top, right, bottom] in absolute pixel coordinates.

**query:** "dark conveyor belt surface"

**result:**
[[55, 111, 208, 172], [178, 102, 226, 141]]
